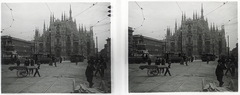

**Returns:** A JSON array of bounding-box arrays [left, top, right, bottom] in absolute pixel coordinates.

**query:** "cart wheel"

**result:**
[[147, 69, 159, 77], [16, 69, 28, 77]]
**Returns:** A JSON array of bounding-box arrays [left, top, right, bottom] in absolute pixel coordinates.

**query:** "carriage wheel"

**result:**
[[147, 68, 159, 77], [16, 69, 28, 77]]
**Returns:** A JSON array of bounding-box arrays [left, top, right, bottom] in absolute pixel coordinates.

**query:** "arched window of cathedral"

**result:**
[[205, 41, 210, 53], [39, 43, 43, 52], [171, 42, 175, 52], [188, 24, 191, 33], [66, 36, 71, 54], [199, 35, 202, 40], [56, 24, 60, 35], [188, 37, 191, 43], [73, 42, 79, 54]]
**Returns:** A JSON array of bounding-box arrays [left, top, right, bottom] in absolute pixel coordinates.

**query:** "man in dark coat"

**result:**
[[155, 57, 161, 73], [155, 57, 160, 65], [16, 58, 21, 66], [85, 58, 95, 88], [24, 58, 29, 66], [59, 57, 62, 63], [29, 59, 35, 74], [215, 60, 226, 87], [147, 58, 152, 65]]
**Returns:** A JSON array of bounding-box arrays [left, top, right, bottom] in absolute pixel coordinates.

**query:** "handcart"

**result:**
[[8, 66, 37, 77], [139, 65, 169, 77]]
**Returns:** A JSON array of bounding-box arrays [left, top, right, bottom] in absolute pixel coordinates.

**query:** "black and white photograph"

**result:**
[[129, 1, 238, 92], [1, 2, 111, 93]]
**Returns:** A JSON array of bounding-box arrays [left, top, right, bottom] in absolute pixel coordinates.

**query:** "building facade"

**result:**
[[99, 38, 111, 61], [165, 4, 227, 57], [132, 35, 164, 56], [1, 35, 33, 57], [34, 5, 95, 58]]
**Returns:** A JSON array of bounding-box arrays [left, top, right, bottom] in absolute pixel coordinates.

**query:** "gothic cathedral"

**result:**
[[166, 4, 227, 57], [34, 5, 95, 58]]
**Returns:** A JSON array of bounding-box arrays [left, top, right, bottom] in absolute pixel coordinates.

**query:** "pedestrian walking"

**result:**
[[183, 55, 188, 66], [33, 68, 41, 77], [207, 56, 210, 64], [59, 57, 62, 63], [168, 59, 171, 68], [85, 58, 95, 88], [147, 57, 152, 65], [100, 59, 107, 77], [215, 60, 226, 87], [225, 59, 232, 76], [52, 56, 57, 67], [191, 56, 194, 62], [164, 67, 171, 76], [94, 59, 102, 77], [16, 58, 21, 66], [75, 57, 78, 65]]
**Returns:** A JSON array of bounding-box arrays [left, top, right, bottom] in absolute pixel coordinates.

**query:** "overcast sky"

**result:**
[[1, 2, 110, 51], [129, 1, 238, 50]]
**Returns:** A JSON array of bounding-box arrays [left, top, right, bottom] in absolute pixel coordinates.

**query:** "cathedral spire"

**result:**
[[46, 24, 48, 32], [201, 3, 204, 19], [50, 13, 52, 23], [69, 5, 72, 20], [184, 11, 186, 21], [181, 11, 183, 23], [193, 11, 195, 20], [175, 19, 177, 32], [210, 23, 212, 32], [53, 12, 55, 22], [196, 10, 198, 19], [79, 24, 81, 32], [213, 23, 215, 32], [81, 24, 84, 33], [43, 20, 46, 32], [64, 11, 66, 21], [61, 12, 63, 21]]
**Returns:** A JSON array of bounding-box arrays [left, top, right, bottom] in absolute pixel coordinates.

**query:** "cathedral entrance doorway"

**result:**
[[187, 47, 192, 57], [55, 47, 61, 57]]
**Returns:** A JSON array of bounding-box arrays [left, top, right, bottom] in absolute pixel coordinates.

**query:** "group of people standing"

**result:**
[[85, 56, 107, 88], [16, 57, 41, 77], [146, 56, 171, 76], [181, 54, 194, 66], [215, 55, 237, 87]]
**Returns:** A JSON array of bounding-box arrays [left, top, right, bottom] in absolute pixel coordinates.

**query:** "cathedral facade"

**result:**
[[34, 6, 95, 58], [166, 4, 227, 57]]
